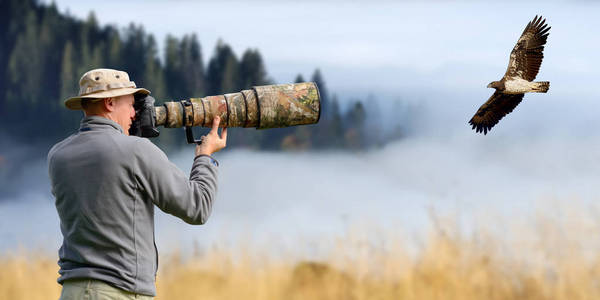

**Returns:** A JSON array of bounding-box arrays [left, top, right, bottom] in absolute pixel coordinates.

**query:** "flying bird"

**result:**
[[469, 15, 550, 134]]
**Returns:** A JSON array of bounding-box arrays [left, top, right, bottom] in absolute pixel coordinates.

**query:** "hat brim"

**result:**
[[64, 87, 150, 110]]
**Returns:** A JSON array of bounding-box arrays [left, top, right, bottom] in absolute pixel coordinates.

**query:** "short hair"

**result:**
[[81, 98, 104, 110]]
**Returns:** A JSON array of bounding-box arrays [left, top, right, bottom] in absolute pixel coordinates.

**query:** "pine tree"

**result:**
[[206, 40, 239, 95], [310, 69, 329, 121], [6, 11, 41, 106], [163, 34, 205, 100], [60, 42, 76, 104], [294, 74, 305, 83], [344, 101, 367, 149], [180, 34, 205, 97], [142, 35, 166, 100], [307, 69, 333, 148], [76, 14, 92, 75], [107, 28, 122, 68], [364, 93, 382, 147], [0, 0, 39, 117], [240, 49, 268, 89], [221, 54, 239, 93], [328, 94, 344, 147], [164, 35, 183, 100], [122, 23, 147, 82], [38, 3, 62, 102]]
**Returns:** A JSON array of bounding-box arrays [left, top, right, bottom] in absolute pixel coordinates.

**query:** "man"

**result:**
[[48, 68, 227, 299]]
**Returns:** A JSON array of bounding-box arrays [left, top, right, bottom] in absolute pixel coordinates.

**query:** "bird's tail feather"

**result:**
[[533, 81, 550, 93]]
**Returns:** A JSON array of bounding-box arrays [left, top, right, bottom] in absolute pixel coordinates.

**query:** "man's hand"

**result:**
[[195, 116, 227, 157]]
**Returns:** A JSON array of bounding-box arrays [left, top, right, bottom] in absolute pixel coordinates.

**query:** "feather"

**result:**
[[504, 16, 550, 81], [469, 92, 525, 135]]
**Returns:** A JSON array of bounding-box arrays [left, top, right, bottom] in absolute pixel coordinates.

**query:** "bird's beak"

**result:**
[[487, 83, 492, 88]]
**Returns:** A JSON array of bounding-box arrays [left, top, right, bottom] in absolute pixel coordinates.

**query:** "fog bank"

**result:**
[[2, 133, 599, 254]]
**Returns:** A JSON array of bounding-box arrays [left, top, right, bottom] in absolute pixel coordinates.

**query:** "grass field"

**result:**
[[2, 209, 600, 300]]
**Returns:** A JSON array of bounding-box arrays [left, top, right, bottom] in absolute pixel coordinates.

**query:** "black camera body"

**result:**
[[129, 94, 160, 138]]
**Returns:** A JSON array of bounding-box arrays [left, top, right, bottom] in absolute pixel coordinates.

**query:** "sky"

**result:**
[[46, 0, 600, 97]]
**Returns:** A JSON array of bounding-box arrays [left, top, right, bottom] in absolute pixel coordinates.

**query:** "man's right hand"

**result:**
[[195, 116, 227, 157]]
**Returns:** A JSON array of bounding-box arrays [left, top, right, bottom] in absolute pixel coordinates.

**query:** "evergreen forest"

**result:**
[[0, 0, 406, 155]]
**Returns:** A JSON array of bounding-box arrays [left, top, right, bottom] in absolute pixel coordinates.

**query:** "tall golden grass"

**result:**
[[2, 207, 600, 300]]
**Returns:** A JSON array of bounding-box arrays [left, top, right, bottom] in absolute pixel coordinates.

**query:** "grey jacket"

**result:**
[[48, 116, 218, 296]]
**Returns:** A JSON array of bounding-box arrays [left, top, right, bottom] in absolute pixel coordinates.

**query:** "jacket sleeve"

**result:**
[[134, 138, 218, 225]]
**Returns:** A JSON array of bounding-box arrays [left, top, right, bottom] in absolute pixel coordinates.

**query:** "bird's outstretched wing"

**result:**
[[504, 15, 550, 81], [469, 92, 524, 134]]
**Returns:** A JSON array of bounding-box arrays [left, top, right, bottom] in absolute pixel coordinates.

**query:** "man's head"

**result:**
[[81, 94, 136, 134], [64, 68, 150, 134]]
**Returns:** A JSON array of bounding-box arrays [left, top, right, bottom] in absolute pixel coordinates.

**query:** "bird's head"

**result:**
[[487, 81, 501, 89]]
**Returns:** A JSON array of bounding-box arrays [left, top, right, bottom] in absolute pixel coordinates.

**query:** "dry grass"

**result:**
[[0, 251, 61, 300], [2, 208, 600, 300]]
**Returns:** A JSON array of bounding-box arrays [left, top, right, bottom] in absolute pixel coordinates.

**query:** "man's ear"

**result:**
[[103, 97, 116, 112]]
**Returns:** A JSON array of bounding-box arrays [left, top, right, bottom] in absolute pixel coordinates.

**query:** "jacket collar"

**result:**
[[79, 116, 124, 134]]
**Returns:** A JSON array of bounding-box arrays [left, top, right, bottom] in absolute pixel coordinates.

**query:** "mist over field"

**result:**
[[2, 118, 600, 254], [2, 68, 600, 254]]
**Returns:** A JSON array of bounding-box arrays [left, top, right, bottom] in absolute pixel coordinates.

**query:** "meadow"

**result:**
[[2, 207, 600, 300]]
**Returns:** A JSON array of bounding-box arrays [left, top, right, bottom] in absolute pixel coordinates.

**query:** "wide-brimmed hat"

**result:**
[[64, 68, 150, 110]]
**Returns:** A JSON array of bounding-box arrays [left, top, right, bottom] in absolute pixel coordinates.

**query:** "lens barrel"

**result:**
[[155, 82, 320, 129]]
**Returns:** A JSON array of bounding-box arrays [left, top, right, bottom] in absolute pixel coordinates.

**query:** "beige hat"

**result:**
[[64, 68, 150, 110]]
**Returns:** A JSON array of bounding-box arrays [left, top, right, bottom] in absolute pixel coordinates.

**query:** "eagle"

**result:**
[[469, 15, 551, 134]]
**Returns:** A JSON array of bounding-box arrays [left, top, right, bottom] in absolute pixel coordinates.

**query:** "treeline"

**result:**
[[0, 0, 402, 153]]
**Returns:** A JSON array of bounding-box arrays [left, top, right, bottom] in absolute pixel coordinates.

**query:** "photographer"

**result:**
[[48, 68, 227, 299]]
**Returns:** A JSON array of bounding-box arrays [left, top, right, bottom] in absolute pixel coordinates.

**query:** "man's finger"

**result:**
[[210, 116, 221, 135], [221, 127, 227, 141]]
